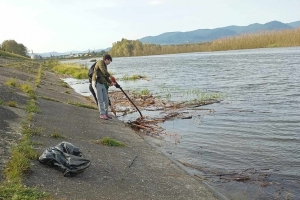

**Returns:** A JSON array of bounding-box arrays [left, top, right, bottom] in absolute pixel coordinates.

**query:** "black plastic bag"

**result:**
[[38, 142, 91, 177]]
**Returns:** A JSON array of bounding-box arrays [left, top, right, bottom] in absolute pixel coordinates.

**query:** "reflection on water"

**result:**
[[65, 47, 300, 200]]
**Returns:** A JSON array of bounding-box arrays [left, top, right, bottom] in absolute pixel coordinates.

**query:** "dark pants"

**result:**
[[89, 83, 111, 106]]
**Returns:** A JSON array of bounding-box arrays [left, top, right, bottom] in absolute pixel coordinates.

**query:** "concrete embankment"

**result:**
[[0, 58, 221, 200]]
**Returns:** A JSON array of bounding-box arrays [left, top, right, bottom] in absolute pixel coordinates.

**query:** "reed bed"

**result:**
[[206, 28, 300, 52], [152, 28, 300, 54]]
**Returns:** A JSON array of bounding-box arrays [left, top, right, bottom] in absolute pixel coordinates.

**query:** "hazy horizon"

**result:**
[[1, 0, 299, 53]]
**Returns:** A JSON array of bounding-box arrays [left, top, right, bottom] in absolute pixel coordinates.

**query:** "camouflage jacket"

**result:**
[[92, 60, 111, 84]]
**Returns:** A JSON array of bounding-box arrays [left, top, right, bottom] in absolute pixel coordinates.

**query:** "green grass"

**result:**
[[50, 131, 65, 139], [4, 60, 42, 74], [60, 81, 69, 88], [185, 89, 223, 101], [25, 99, 40, 113], [44, 59, 59, 70], [133, 88, 220, 103], [39, 96, 61, 102], [0, 99, 4, 105], [27, 113, 34, 122], [4, 127, 37, 181], [0, 182, 50, 200], [19, 84, 33, 93], [95, 137, 125, 147], [67, 100, 97, 109], [140, 89, 150, 96], [0, 58, 51, 199], [132, 88, 151, 97], [29, 127, 44, 136], [19, 83, 36, 99], [122, 74, 147, 81], [0, 49, 30, 59], [5, 78, 18, 87], [158, 87, 224, 102], [51, 63, 88, 79], [0, 122, 50, 199], [35, 66, 42, 87], [5, 101, 17, 107], [5, 79, 37, 99]]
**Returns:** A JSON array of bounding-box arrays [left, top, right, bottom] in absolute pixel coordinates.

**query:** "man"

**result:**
[[91, 54, 116, 120], [89, 81, 116, 116]]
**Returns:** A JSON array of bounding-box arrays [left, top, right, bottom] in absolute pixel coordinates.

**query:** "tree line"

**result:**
[[3, 28, 299, 59], [108, 28, 300, 57], [108, 38, 217, 57], [0, 39, 108, 59], [108, 38, 204, 57], [0, 40, 29, 57]]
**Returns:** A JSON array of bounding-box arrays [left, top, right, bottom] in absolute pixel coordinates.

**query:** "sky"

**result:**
[[0, 0, 299, 54]]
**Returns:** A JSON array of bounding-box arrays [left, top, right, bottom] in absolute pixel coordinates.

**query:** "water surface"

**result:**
[[65, 47, 300, 200]]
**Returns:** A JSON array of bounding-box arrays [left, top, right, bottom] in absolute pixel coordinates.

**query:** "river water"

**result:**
[[64, 47, 300, 200]]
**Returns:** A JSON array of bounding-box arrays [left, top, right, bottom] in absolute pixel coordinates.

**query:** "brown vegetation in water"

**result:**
[[107, 90, 218, 136]]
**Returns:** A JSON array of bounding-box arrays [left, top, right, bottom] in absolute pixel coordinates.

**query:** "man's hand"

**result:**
[[110, 76, 116, 83]]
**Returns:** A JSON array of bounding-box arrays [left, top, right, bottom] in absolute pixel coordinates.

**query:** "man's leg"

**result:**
[[102, 87, 109, 115], [95, 82, 106, 115]]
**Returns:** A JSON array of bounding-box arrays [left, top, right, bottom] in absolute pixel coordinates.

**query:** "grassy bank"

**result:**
[[0, 55, 105, 199], [44, 59, 88, 79], [0, 61, 50, 199], [0, 49, 30, 59]]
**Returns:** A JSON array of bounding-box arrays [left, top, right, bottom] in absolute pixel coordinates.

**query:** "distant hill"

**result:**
[[287, 21, 300, 28], [139, 20, 300, 45], [37, 20, 299, 56]]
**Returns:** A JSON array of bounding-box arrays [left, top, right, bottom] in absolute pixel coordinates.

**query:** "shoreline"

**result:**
[[62, 52, 300, 200], [0, 58, 220, 199]]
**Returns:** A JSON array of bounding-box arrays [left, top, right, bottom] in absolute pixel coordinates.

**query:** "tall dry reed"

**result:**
[[208, 28, 300, 51]]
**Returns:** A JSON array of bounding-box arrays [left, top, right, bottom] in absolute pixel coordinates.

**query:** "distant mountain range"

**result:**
[[38, 20, 299, 57], [139, 20, 300, 45], [37, 48, 111, 58]]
